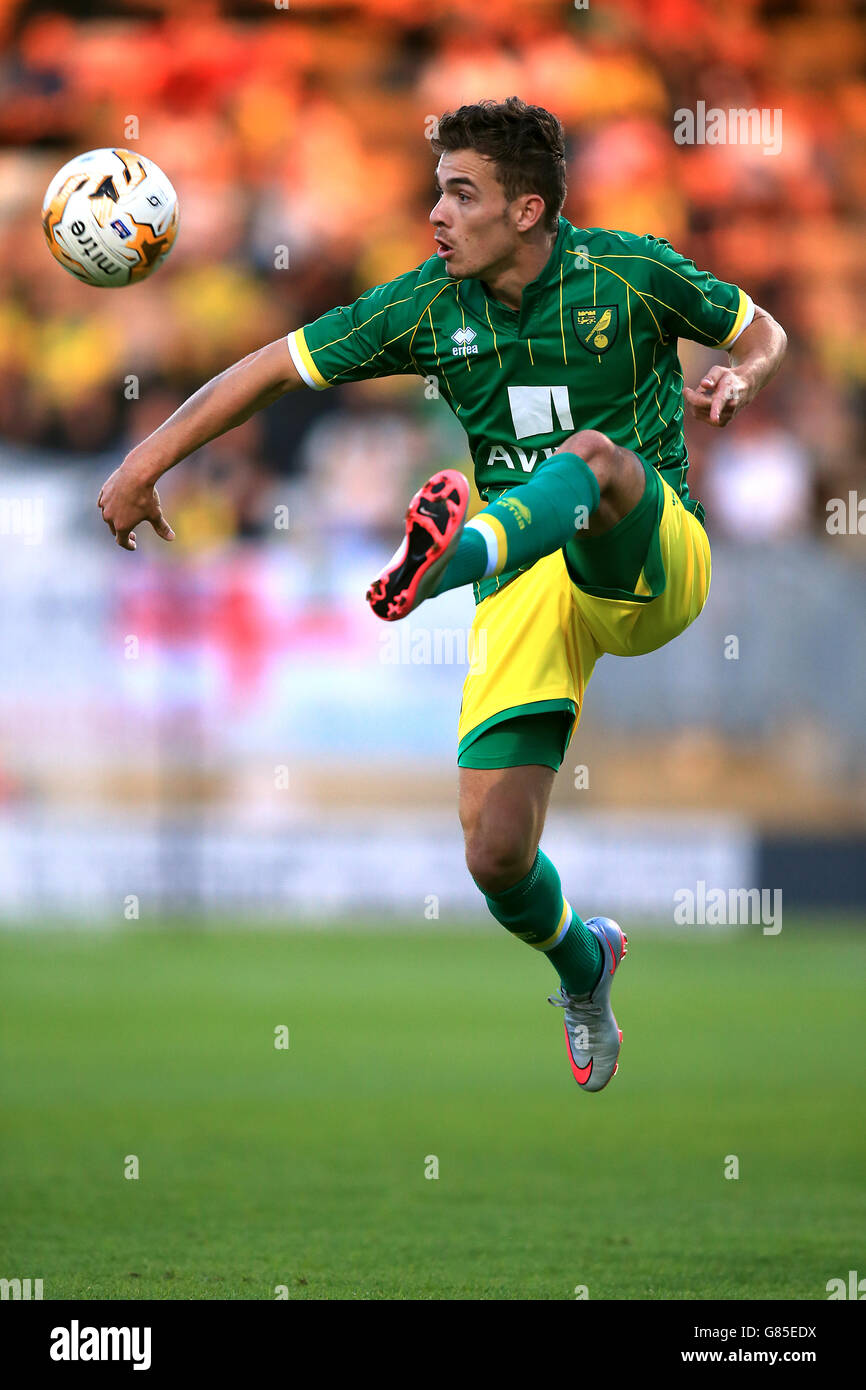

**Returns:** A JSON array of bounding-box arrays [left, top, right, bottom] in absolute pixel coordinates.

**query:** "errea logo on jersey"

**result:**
[[451, 326, 478, 356]]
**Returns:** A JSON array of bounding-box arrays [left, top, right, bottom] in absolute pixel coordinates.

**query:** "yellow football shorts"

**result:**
[[457, 473, 711, 763]]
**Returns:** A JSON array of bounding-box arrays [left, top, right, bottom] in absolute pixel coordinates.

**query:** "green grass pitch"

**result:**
[[1, 920, 863, 1300]]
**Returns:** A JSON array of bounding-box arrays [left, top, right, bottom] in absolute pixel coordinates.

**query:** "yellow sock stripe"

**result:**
[[482, 512, 509, 575], [531, 899, 572, 952]]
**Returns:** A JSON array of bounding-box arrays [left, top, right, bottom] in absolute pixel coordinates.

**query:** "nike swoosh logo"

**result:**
[[607, 936, 617, 974], [564, 1025, 593, 1084]]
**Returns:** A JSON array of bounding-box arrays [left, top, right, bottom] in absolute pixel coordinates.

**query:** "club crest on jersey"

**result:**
[[451, 326, 478, 356], [572, 305, 618, 355]]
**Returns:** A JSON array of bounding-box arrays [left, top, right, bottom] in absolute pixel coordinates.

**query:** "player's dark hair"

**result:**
[[431, 97, 566, 235]]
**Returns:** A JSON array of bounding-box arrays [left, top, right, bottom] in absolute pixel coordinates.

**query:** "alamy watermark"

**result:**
[[1, 1276, 43, 1299], [0, 496, 44, 545], [50, 1322, 151, 1370], [379, 624, 487, 673], [827, 1270, 866, 1299], [674, 101, 782, 157], [826, 493, 865, 535], [674, 881, 782, 934]]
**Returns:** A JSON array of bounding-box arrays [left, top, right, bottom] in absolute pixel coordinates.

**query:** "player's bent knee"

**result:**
[[464, 834, 536, 897], [557, 429, 619, 491], [558, 430, 645, 513], [561, 428, 612, 462]]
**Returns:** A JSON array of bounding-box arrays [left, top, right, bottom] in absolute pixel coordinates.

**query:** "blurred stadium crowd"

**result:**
[[1, 0, 864, 549]]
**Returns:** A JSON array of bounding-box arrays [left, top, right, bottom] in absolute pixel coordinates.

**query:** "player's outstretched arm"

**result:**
[[98, 337, 302, 550], [683, 304, 787, 428]]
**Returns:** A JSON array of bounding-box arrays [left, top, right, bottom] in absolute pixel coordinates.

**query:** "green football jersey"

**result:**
[[288, 216, 752, 509]]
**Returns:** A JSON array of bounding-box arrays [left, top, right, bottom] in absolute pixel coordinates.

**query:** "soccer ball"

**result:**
[[42, 147, 179, 288]]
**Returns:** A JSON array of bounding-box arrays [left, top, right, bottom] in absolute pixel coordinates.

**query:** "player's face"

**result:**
[[430, 151, 521, 280]]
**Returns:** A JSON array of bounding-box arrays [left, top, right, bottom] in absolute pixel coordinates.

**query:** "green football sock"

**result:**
[[433, 451, 600, 595], [480, 849, 604, 995]]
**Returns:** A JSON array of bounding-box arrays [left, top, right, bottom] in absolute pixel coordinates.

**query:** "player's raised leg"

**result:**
[[366, 469, 470, 622], [367, 431, 644, 621], [459, 761, 626, 1093]]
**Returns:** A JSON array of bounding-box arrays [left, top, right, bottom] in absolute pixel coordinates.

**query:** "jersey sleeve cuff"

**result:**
[[716, 291, 754, 350], [287, 328, 329, 390]]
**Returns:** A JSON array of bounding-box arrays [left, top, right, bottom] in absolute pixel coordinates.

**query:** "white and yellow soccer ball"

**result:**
[[42, 147, 179, 288]]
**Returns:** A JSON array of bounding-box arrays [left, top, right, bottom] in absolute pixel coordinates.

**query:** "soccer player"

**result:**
[[98, 98, 786, 1093]]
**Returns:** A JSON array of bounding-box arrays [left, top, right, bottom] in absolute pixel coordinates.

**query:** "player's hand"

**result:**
[[97, 460, 175, 551], [683, 366, 752, 428]]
